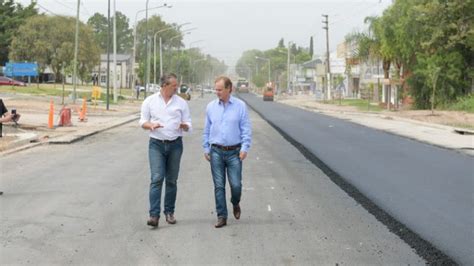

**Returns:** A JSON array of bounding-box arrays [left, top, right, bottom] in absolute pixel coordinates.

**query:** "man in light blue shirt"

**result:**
[[203, 76, 252, 228]]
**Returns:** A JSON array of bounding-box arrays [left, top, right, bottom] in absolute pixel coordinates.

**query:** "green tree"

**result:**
[[0, 0, 37, 65], [278, 38, 285, 48], [135, 15, 182, 82], [87, 11, 133, 53], [87, 13, 108, 52], [9, 15, 100, 83]]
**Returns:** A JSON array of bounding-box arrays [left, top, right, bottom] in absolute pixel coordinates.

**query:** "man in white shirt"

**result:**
[[139, 73, 192, 228]]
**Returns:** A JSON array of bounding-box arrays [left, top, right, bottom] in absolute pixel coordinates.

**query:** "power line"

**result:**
[[329, 1, 384, 25], [36, 3, 59, 16], [80, 0, 93, 17], [52, 0, 76, 12]]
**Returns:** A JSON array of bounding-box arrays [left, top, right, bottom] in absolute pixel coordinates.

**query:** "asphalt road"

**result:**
[[238, 93, 474, 265], [0, 94, 424, 265]]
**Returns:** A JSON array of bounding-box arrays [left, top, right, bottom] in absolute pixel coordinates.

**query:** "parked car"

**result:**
[[178, 84, 191, 100], [203, 86, 214, 94], [139, 83, 160, 93], [0, 76, 26, 86], [238, 84, 250, 93]]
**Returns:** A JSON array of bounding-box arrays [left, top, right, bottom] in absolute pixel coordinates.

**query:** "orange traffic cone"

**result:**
[[48, 100, 54, 129], [79, 96, 87, 122]]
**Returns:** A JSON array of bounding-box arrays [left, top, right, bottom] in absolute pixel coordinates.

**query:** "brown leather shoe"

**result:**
[[147, 216, 159, 227], [214, 217, 227, 228], [233, 204, 241, 220], [165, 213, 176, 224]]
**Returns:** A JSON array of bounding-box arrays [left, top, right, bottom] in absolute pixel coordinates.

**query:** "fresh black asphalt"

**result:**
[[238, 93, 474, 265]]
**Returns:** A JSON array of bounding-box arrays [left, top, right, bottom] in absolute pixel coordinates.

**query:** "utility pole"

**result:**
[[159, 37, 163, 77], [113, 0, 117, 103], [287, 41, 292, 94], [72, 0, 80, 104], [106, 0, 110, 110], [322, 14, 331, 100]]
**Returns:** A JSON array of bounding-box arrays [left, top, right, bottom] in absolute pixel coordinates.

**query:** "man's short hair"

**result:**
[[215, 76, 233, 90], [160, 73, 177, 87]]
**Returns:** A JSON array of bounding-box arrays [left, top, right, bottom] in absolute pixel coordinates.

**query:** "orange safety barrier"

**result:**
[[58, 106, 72, 126]]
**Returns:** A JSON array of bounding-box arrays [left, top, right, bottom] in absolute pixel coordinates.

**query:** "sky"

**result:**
[[17, 0, 392, 67]]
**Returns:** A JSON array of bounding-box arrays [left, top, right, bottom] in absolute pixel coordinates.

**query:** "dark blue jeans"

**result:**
[[210, 146, 242, 219], [148, 137, 183, 218]]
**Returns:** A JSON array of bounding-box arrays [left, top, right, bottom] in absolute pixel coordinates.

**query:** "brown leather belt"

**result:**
[[211, 143, 241, 151], [154, 137, 181, 144]]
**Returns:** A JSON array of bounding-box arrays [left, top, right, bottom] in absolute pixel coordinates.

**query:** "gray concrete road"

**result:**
[[239, 93, 473, 265], [1, 95, 424, 265]]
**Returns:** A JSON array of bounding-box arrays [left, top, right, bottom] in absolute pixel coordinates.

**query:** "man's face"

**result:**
[[215, 80, 231, 101], [162, 78, 178, 96]]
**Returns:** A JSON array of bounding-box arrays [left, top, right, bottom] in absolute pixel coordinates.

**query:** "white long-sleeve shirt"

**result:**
[[139, 93, 192, 140]]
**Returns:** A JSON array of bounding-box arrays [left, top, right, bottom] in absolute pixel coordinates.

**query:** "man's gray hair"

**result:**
[[160, 73, 177, 87]]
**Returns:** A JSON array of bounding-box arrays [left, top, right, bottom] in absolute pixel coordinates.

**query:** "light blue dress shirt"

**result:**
[[203, 96, 252, 154]]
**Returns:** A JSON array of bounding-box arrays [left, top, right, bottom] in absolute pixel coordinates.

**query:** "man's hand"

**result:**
[[178, 123, 189, 132], [3, 113, 14, 122], [204, 153, 210, 161], [239, 151, 247, 161], [149, 122, 162, 131]]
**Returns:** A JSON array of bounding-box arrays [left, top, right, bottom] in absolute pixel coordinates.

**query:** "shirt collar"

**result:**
[[219, 95, 234, 105]]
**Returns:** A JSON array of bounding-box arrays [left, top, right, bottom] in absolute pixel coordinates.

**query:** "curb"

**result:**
[[49, 114, 139, 144], [0, 114, 139, 156]]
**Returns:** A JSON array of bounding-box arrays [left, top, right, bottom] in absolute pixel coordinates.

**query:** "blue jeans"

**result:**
[[148, 137, 183, 217], [210, 146, 242, 219]]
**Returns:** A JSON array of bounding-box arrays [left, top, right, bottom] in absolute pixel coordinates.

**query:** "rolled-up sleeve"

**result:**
[[139, 97, 151, 127]]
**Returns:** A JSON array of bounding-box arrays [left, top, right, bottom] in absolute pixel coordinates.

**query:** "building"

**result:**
[[94, 54, 133, 89]]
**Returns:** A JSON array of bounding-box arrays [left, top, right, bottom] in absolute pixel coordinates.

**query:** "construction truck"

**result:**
[[263, 82, 274, 101]]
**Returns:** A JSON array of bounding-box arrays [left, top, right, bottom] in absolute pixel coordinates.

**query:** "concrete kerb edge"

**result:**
[[0, 114, 140, 155], [238, 95, 457, 265], [0, 141, 46, 157], [49, 114, 140, 144]]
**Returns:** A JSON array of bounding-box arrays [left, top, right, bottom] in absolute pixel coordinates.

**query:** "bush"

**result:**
[[446, 94, 474, 113]]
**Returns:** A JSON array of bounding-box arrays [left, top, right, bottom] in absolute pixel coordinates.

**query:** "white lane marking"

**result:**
[[270, 186, 275, 190], [267, 205, 272, 212], [243, 187, 254, 191]]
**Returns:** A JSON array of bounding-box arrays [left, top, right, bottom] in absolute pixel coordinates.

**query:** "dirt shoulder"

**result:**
[[0, 93, 142, 153]]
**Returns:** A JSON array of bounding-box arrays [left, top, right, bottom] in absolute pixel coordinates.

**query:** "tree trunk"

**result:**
[[383, 59, 391, 107]]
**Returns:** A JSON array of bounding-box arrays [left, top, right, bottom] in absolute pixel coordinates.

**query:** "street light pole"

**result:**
[[153, 26, 174, 84], [153, 22, 189, 82], [113, 0, 117, 103], [322, 14, 331, 100], [72, 0, 80, 104], [144, 0, 150, 98], [106, 0, 110, 110], [131, 4, 171, 93]]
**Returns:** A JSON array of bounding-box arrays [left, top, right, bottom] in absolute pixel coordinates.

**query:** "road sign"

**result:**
[[4, 62, 38, 77]]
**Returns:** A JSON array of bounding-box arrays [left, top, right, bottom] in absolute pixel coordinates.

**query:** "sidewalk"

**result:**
[[0, 93, 141, 156], [273, 94, 474, 156]]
